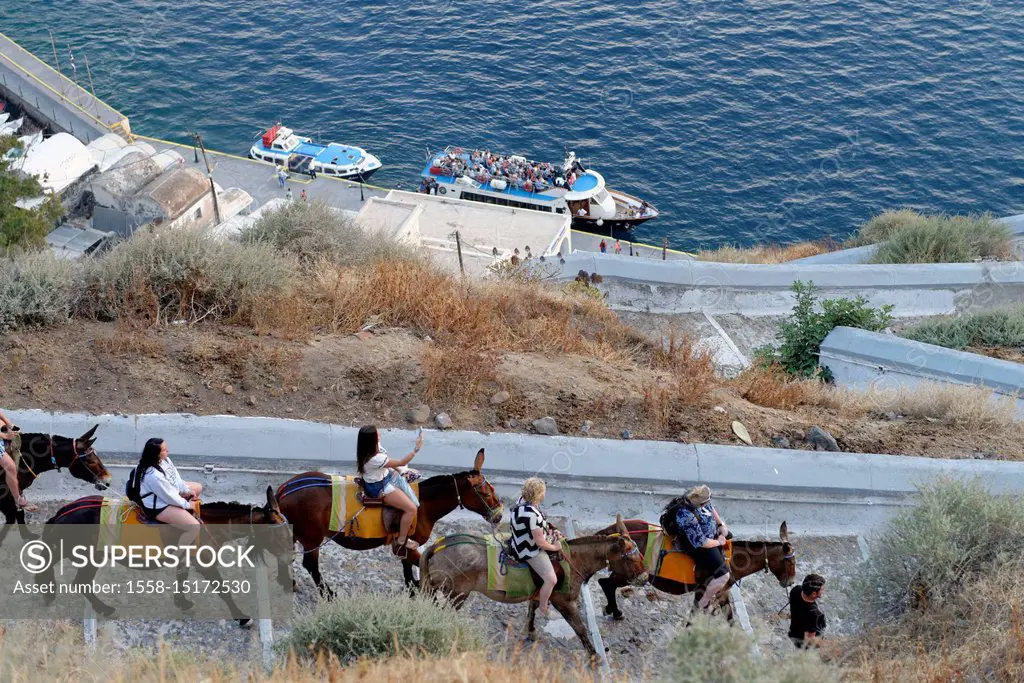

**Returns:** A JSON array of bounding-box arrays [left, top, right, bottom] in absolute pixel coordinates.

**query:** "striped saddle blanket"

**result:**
[[97, 497, 200, 545], [643, 526, 733, 585], [327, 474, 420, 540], [483, 534, 572, 599]]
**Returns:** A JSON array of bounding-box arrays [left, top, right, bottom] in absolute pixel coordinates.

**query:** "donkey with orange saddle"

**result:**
[[595, 518, 797, 621]]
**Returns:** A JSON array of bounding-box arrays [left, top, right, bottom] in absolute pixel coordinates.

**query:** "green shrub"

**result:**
[[241, 200, 413, 269], [0, 251, 81, 331], [279, 592, 482, 662], [662, 615, 838, 683], [850, 209, 924, 246], [850, 209, 1012, 263], [79, 228, 297, 323], [900, 306, 1024, 350], [758, 281, 893, 379], [856, 478, 1024, 623]]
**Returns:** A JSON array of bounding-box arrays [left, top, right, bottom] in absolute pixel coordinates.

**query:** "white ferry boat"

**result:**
[[419, 148, 658, 233], [249, 124, 382, 180]]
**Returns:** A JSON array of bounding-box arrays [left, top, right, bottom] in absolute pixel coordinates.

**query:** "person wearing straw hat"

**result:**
[[667, 484, 732, 611]]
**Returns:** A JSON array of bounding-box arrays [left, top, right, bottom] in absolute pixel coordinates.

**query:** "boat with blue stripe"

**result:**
[[250, 124, 382, 180], [419, 147, 658, 233]]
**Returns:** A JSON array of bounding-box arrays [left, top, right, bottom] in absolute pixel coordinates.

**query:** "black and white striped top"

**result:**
[[509, 501, 547, 561]]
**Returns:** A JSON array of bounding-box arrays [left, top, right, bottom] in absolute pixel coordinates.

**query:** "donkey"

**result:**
[[276, 448, 504, 597], [38, 486, 289, 627], [0, 425, 111, 543], [420, 515, 648, 656], [597, 520, 797, 620]]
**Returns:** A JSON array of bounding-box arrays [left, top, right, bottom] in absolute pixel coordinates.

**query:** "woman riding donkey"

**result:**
[[356, 425, 423, 557], [663, 484, 732, 613], [508, 477, 565, 617], [126, 438, 204, 544]]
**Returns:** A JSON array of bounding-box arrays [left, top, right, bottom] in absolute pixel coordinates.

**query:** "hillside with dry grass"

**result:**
[[0, 201, 1020, 460]]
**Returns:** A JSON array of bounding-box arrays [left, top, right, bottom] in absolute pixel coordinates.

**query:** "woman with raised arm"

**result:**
[[356, 426, 422, 556]]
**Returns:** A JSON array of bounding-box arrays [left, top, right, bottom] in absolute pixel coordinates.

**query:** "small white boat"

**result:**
[[249, 123, 382, 180]]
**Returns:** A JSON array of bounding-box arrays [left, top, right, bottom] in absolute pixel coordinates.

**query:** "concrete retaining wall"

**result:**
[[561, 253, 1024, 316], [15, 408, 1024, 492], [820, 326, 1024, 415]]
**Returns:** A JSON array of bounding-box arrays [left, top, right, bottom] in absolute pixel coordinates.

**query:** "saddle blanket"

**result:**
[[644, 526, 733, 585], [96, 497, 201, 546], [328, 474, 420, 539], [482, 534, 571, 599]]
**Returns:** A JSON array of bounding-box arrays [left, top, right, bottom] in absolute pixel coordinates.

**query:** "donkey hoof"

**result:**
[[611, 611, 624, 621], [237, 618, 254, 629]]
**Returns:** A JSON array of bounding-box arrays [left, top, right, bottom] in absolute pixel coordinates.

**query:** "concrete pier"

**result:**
[[136, 135, 388, 214], [0, 31, 130, 142]]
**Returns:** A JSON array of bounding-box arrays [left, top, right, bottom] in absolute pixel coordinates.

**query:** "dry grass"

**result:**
[[0, 622, 607, 683], [421, 342, 499, 407], [733, 365, 819, 410], [736, 367, 1018, 430], [92, 323, 164, 358], [695, 240, 836, 264]]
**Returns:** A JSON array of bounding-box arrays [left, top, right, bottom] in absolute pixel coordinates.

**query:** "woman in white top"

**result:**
[[127, 438, 203, 531], [356, 425, 422, 555]]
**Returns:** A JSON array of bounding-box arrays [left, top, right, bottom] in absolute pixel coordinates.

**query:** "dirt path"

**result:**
[[17, 502, 862, 678]]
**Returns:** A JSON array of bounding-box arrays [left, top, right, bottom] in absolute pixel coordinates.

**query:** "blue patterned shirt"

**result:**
[[676, 504, 717, 549]]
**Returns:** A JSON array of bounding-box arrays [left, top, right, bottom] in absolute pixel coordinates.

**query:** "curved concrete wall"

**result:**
[[820, 326, 1024, 415], [562, 213, 1024, 316], [561, 253, 1024, 316], [13, 409, 1024, 535], [14, 409, 1024, 496]]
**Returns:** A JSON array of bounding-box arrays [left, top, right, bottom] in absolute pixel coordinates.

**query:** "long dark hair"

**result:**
[[356, 426, 379, 474], [138, 437, 165, 477]]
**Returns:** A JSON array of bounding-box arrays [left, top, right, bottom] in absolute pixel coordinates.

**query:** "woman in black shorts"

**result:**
[[670, 485, 732, 611]]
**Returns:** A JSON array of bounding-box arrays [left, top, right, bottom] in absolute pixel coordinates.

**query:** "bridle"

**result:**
[[23, 436, 95, 481], [451, 473, 503, 523]]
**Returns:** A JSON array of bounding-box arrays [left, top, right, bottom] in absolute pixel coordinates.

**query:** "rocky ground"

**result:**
[[1, 320, 1021, 461], [19, 503, 863, 680]]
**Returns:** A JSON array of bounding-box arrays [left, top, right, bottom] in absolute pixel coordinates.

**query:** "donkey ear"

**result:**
[[266, 485, 279, 510], [80, 424, 99, 442], [780, 521, 789, 543], [616, 513, 628, 536], [473, 448, 485, 472]]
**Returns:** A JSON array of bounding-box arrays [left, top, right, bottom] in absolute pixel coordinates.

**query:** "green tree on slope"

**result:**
[[0, 136, 63, 252]]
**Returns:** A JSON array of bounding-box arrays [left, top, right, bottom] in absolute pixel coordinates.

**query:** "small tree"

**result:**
[[0, 137, 63, 252], [759, 281, 893, 379]]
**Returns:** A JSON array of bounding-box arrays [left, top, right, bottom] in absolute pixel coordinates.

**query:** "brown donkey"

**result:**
[[277, 448, 504, 597], [597, 520, 797, 620], [420, 515, 648, 655]]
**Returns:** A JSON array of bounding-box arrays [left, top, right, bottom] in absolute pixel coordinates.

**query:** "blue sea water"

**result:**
[[2, 0, 1022, 250]]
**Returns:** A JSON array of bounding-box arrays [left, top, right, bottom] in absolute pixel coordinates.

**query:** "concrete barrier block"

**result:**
[[416, 430, 526, 474], [50, 412, 136, 454], [6, 409, 54, 435], [134, 414, 332, 461], [695, 444, 875, 493]]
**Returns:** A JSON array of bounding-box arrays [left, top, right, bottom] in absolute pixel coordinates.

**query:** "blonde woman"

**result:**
[[508, 477, 563, 616]]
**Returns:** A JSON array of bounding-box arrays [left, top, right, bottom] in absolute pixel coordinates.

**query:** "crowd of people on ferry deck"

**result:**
[[430, 149, 575, 193]]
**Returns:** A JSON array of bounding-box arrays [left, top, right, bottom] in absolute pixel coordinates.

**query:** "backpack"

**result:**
[[660, 495, 690, 538], [125, 466, 146, 508]]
